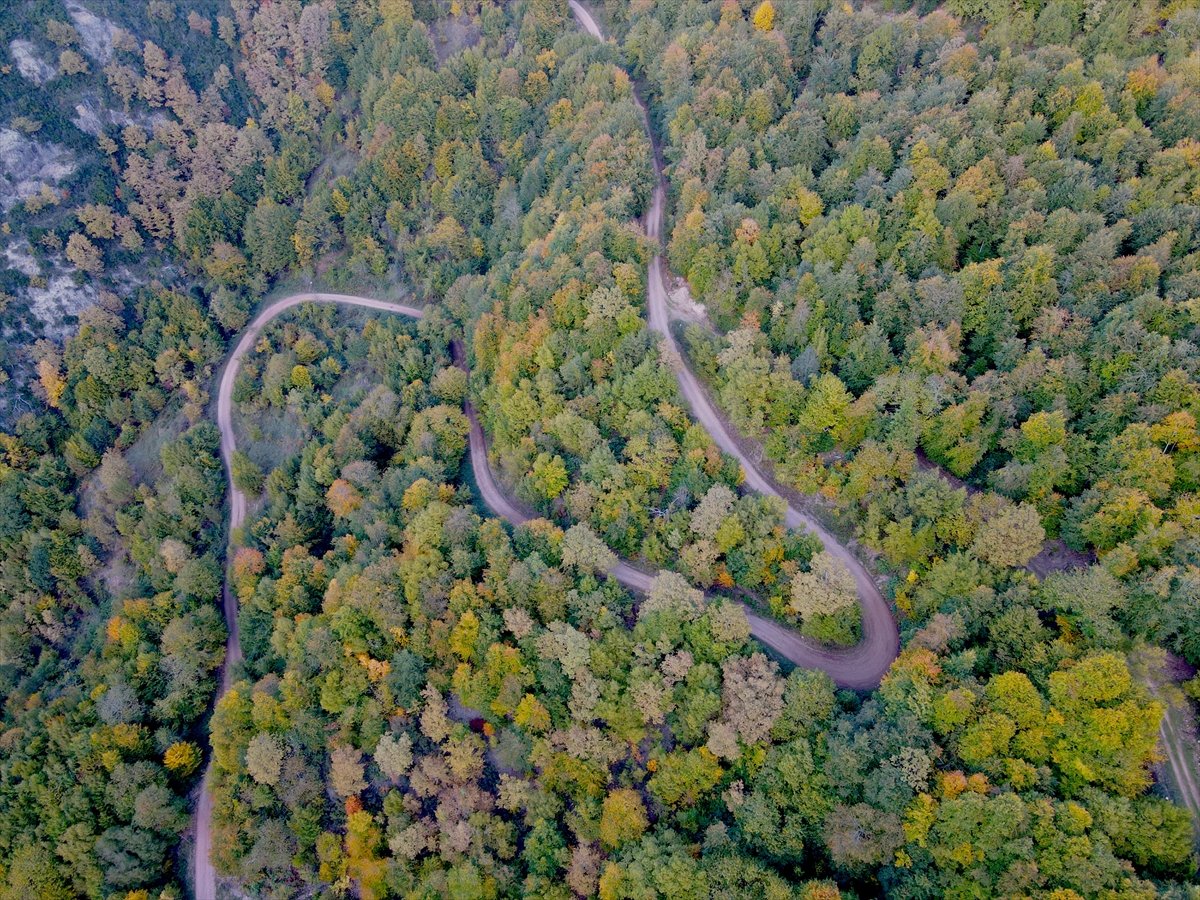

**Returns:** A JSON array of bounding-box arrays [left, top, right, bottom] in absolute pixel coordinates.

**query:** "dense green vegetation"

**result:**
[[211, 308, 1195, 897], [603, 0, 1200, 658], [2, 0, 1200, 897], [0, 287, 227, 897]]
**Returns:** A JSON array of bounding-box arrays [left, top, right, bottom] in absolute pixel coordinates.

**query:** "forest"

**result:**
[[1, 0, 1200, 897]]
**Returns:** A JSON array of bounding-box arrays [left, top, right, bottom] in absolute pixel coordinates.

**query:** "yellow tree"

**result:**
[[753, 1, 775, 31], [37, 356, 66, 408], [163, 741, 201, 777], [514, 693, 551, 732], [600, 788, 648, 851], [326, 478, 363, 517]]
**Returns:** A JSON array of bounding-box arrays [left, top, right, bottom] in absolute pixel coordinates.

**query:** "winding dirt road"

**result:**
[[192, 9, 900, 894], [196, 294, 425, 899], [568, 0, 899, 688]]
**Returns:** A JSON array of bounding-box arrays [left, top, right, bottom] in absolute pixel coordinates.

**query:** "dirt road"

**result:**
[[195, 293, 425, 899], [1159, 702, 1200, 823], [192, 10, 901, 894], [567, 0, 899, 688]]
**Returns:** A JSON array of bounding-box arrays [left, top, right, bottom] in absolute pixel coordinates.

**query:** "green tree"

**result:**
[[246, 733, 285, 786], [231, 450, 265, 494], [969, 502, 1045, 568]]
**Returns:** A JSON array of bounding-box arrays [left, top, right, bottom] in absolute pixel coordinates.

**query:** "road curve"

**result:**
[[567, 0, 900, 689], [194, 8, 900, 892], [196, 293, 425, 900], [215, 293, 427, 678]]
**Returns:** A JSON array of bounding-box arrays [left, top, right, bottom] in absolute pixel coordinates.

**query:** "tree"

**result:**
[[420, 685, 452, 743], [691, 485, 736, 540], [736, 738, 831, 864], [58, 49, 89, 76], [568, 844, 602, 896], [600, 788, 648, 851], [709, 601, 751, 646], [97, 448, 136, 506], [969, 502, 1044, 568], [330, 745, 367, 798], [753, 1, 776, 32], [431, 366, 468, 404], [531, 452, 569, 499], [231, 547, 265, 598], [45, 19, 79, 46], [789, 551, 856, 620], [561, 523, 616, 574], [231, 451, 264, 494], [1047, 653, 1161, 798], [721, 653, 784, 745], [326, 478, 363, 517], [245, 198, 299, 275], [78, 203, 117, 239], [649, 748, 723, 808], [212, 287, 251, 332], [164, 741, 201, 777], [204, 243, 251, 287], [246, 733, 285, 786], [1, 847, 75, 900], [95, 825, 167, 889], [160, 537, 191, 574], [375, 732, 413, 781], [772, 670, 836, 741], [34, 341, 65, 409], [134, 783, 188, 834], [597, 834, 708, 898], [66, 233, 103, 275], [642, 571, 707, 621], [514, 693, 551, 732], [824, 803, 904, 874]]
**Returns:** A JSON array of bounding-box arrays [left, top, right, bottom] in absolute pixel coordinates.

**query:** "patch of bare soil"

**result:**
[[665, 272, 709, 324], [0, 128, 77, 213], [9, 40, 55, 85], [1026, 538, 1094, 578], [431, 15, 481, 64], [65, 0, 116, 65]]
